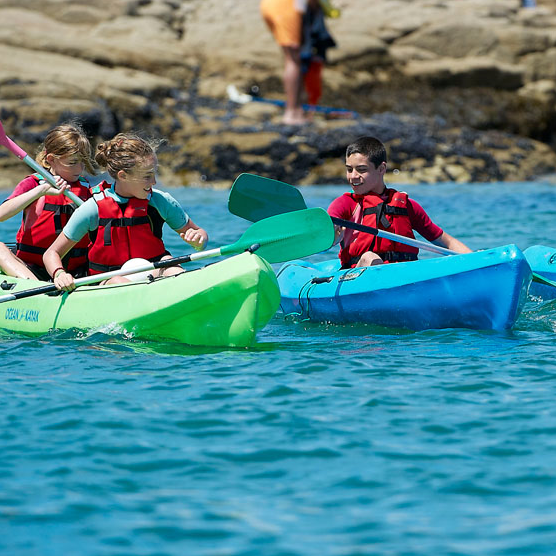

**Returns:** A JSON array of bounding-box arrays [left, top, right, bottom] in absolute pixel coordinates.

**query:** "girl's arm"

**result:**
[[0, 176, 69, 222], [43, 233, 78, 291], [178, 219, 208, 252]]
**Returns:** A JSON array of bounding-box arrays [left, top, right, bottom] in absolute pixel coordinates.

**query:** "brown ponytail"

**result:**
[[95, 133, 158, 179]]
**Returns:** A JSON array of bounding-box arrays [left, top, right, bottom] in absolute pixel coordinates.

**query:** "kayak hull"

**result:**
[[524, 245, 556, 300], [0, 252, 280, 348], [277, 244, 531, 331]]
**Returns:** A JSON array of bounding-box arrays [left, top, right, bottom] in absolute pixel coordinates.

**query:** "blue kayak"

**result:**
[[277, 244, 531, 331], [524, 244, 556, 300]]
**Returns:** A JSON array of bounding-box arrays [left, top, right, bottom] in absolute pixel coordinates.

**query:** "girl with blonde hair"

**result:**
[[0, 123, 95, 280]]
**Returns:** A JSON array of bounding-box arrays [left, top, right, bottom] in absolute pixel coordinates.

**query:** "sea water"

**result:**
[[1, 181, 555, 556]]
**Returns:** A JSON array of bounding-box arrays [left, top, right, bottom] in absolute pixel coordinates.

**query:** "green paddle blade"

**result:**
[[228, 173, 307, 222], [221, 207, 334, 263], [532, 271, 556, 288]]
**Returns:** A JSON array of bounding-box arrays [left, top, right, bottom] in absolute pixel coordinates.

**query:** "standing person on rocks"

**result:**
[[44, 133, 208, 291], [260, 0, 320, 125], [328, 136, 472, 268], [301, 0, 337, 109], [0, 123, 96, 280]]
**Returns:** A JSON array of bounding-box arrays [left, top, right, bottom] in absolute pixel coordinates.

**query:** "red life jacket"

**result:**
[[339, 188, 419, 268], [15, 174, 93, 271], [88, 187, 167, 275]]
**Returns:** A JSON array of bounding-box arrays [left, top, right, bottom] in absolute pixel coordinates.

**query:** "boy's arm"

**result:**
[[327, 195, 349, 245], [331, 224, 344, 246], [408, 199, 471, 254], [433, 232, 472, 254]]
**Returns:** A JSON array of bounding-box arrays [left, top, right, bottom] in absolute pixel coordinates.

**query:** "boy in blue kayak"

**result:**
[[44, 133, 208, 291], [328, 136, 471, 268]]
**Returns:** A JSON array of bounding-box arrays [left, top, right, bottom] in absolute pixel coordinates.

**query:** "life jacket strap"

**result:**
[[16, 243, 87, 258], [16, 243, 46, 255], [43, 203, 77, 214], [42, 202, 78, 234], [99, 216, 151, 246]]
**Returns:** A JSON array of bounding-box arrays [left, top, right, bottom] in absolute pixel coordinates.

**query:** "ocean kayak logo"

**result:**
[[4, 307, 39, 323]]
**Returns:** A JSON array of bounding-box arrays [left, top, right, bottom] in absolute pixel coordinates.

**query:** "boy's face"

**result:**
[[345, 153, 386, 196]]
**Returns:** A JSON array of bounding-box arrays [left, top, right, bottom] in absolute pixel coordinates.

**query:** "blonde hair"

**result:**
[[36, 123, 95, 175], [95, 133, 158, 179]]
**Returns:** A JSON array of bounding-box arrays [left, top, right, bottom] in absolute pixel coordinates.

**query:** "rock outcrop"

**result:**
[[1, 0, 556, 188]]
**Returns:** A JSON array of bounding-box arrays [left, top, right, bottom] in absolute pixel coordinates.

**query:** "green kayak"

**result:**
[[0, 252, 280, 348]]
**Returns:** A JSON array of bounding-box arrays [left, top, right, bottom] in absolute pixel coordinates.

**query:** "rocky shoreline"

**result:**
[[1, 0, 556, 189]]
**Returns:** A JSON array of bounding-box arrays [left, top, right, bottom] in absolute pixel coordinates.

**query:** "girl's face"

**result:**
[[47, 153, 85, 183], [345, 152, 386, 196], [116, 155, 157, 199]]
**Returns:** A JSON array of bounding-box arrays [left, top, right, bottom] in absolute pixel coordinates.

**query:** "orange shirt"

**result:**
[[260, 0, 304, 47]]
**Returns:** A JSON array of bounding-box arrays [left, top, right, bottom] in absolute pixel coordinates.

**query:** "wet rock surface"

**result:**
[[1, 0, 556, 188]]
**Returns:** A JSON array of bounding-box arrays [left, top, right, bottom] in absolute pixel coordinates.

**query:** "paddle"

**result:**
[[0, 207, 334, 303], [228, 173, 455, 256], [228, 173, 556, 289], [226, 85, 359, 118], [532, 273, 556, 288], [0, 120, 83, 206]]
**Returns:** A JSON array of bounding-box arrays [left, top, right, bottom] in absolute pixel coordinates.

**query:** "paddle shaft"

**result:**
[[229, 174, 556, 290], [333, 220, 556, 285], [251, 96, 357, 116], [0, 245, 259, 304], [336, 218, 554, 284], [228, 174, 456, 256], [331, 217, 456, 256], [226, 85, 358, 117], [0, 206, 334, 303], [0, 120, 83, 206]]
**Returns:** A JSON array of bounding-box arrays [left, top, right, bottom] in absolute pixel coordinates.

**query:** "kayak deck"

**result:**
[[277, 244, 531, 331], [0, 252, 280, 348]]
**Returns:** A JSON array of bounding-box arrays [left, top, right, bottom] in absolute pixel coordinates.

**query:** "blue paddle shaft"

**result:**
[[332, 217, 457, 256]]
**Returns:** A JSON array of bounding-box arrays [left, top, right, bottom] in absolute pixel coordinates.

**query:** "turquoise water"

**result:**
[[1, 181, 556, 556]]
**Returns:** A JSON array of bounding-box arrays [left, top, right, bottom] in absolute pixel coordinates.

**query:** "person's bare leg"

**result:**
[[0, 243, 38, 279], [282, 46, 306, 124], [103, 276, 131, 285], [356, 252, 384, 267], [158, 255, 183, 277]]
